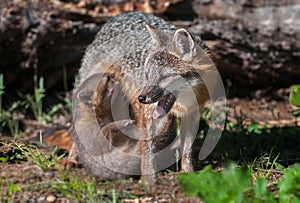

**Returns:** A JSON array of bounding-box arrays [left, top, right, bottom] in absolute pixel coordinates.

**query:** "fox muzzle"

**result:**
[[138, 85, 163, 104]]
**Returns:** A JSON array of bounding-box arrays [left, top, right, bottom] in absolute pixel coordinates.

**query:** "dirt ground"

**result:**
[[0, 142, 197, 202], [0, 136, 288, 203]]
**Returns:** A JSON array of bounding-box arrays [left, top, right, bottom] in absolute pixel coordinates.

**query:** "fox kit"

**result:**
[[71, 12, 214, 182]]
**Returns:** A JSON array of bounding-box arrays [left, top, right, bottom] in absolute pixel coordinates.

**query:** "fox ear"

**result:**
[[170, 28, 195, 62], [146, 24, 168, 48]]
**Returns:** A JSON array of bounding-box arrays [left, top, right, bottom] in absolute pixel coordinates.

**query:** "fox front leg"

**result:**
[[140, 138, 157, 183], [137, 109, 157, 183], [181, 134, 194, 172], [180, 111, 200, 172]]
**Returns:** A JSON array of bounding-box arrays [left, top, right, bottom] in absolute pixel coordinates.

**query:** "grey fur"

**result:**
[[72, 11, 210, 181]]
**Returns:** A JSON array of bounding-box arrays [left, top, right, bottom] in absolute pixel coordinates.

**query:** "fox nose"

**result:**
[[138, 95, 147, 103]]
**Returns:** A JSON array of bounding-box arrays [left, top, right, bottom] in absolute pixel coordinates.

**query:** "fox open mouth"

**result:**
[[152, 93, 176, 119]]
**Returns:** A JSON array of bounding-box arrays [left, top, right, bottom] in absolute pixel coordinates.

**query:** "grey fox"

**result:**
[[71, 11, 214, 183]]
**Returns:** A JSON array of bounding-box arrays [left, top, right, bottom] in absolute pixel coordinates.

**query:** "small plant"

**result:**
[[290, 85, 300, 116], [248, 120, 262, 134], [225, 119, 236, 131], [0, 99, 24, 137], [23, 77, 70, 125], [6, 142, 64, 170], [0, 75, 23, 137], [202, 107, 213, 121], [23, 77, 47, 124]]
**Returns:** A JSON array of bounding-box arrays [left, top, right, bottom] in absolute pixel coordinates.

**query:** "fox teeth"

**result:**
[[152, 93, 176, 119]]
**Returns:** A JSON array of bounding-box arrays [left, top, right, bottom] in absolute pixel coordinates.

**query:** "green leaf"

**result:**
[[248, 121, 262, 134], [290, 85, 300, 107], [292, 109, 300, 116], [252, 178, 274, 202], [0, 157, 8, 163], [179, 164, 252, 203], [179, 166, 228, 202], [278, 164, 300, 202]]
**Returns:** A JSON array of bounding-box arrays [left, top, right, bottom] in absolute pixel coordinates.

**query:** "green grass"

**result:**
[[1, 142, 65, 170], [245, 149, 284, 181], [50, 173, 104, 202], [49, 172, 137, 202], [0, 170, 134, 203]]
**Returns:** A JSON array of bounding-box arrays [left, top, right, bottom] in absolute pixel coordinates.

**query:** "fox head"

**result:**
[[138, 25, 214, 119]]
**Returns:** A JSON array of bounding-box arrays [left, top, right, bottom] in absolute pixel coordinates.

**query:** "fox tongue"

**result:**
[[152, 93, 176, 119], [152, 106, 165, 119]]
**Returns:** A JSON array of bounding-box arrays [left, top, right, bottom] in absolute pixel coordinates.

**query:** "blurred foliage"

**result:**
[[179, 163, 300, 203]]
